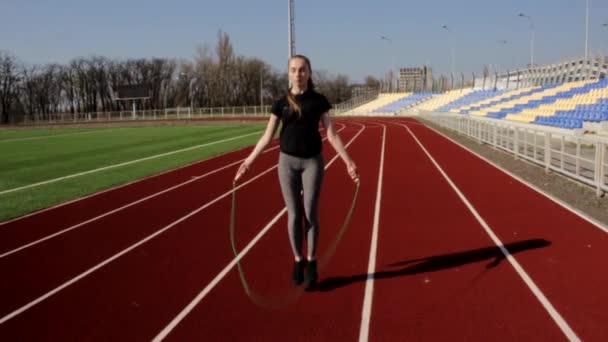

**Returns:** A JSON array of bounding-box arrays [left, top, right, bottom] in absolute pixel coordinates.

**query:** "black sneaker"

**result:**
[[292, 259, 307, 285], [305, 260, 318, 289]]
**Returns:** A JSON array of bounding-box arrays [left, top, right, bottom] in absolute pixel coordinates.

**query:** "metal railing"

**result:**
[[17, 105, 274, 125], [419, 111, 608, 197], [15, 91, 381, 125]]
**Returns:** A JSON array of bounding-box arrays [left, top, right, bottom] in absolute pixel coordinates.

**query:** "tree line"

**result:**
[[0, 31, 381, 124]]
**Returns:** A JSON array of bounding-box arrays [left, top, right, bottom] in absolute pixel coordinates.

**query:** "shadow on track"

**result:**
[[311, 238, 551, 292]]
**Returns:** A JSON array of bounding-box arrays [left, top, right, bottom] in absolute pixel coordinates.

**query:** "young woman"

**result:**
[[234, 55, 358, 288]]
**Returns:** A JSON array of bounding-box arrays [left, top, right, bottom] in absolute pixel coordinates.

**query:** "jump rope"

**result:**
[[229, 177, 360, 309]]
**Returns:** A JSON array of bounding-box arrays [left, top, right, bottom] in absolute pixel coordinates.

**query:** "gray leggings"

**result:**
[[278, 152, 324, 259]]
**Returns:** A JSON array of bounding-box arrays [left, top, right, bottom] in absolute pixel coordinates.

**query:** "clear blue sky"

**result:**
[[1, 0, 607, 83]]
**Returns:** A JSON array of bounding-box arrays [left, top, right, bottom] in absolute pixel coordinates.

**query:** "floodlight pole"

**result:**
[[288, 0, 295, 59], [518, 13, 534, 67], [585, 0, 590, 60], [189, 78, 197, 117], [441, 25, 456, 78], [603, 24, 608, 59], [160, 79, 168, 118], [260, 66, 264, 109], [380, 35, 395, 92], [497, 40, 508, 85]]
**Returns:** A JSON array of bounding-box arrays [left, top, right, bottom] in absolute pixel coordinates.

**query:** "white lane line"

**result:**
[[0, 123, 347, 226], [0, 128, 126, 143], [0, 125, 347, 257], [152, 122, 366, 342], [358, 124, 386, 342], [419, 119, 608, 234], [0, 162, 280, 325], [0, 130, 263, 196], [0, 152, 265, 259], [397, 122, 580, 342], [0, 142, 267, 227], [0, 124, 353, 325]]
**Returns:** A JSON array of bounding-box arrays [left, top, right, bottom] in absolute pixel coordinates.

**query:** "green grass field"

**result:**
[[0, 122, 265, 222]]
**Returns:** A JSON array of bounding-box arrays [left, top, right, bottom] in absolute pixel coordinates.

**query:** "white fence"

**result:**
[[419, 111, 608, 197], [17, 93, 376, 125], [20, 105, 275, 124]]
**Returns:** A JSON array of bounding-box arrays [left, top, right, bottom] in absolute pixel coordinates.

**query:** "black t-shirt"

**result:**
[[271, 89, 332, 158]]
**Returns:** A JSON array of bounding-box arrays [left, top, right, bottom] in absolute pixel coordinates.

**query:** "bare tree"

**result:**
[[232, 57, 266, 106], [326, 74, 351, 104], [216, 30, 235, 107], [364, 75, 381, 90], [0, 51, 21, 123], [2, 29, 370, 123], [21, 65, 39, 120], [34, 64, 61, 119], [88, 56, 111, 113], [266, 70, 288, 101], [193, 45, 214, 107], [311, 70, 351, 104]]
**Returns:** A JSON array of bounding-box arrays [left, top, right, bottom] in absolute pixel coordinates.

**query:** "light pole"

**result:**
[[603, 23, 608, 56], [496, 40, 508, 71], [160, 79, 168, 118], [288, 0, 295, 59], [442, 25, 455, 78], [585, 0, 590, 60], [380, 35, 395, 92], [518, 13, 534, 67], [189, 78, 197, 114], [496, 40, 508, 88], [260, 65, 264, 109]]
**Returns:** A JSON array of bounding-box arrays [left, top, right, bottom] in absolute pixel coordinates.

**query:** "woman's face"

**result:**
[[289, 57, 310, 89]]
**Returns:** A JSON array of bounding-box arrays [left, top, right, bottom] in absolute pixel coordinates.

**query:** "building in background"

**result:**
[[398, 66, 433, 92]]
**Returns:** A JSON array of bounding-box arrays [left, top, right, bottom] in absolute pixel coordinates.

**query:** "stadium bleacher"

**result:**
[[343, 92, 410, 115], [373, 91, 434, 113], [436, 89, 506, 113], [344, 77, 608, 130]]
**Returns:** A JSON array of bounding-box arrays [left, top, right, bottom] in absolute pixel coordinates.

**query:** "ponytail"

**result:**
[[287, 91, 301, 116]]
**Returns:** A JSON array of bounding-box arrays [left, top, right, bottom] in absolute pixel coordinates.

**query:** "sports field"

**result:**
[[0, 122, 265, 222]]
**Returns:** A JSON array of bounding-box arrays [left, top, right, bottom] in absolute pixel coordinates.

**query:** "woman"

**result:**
[[234, 55, 358, 288]]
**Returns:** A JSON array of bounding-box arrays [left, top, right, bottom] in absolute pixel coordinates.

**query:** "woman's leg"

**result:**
[[278, 153, 304, 260], [301, 154, 325, 260]]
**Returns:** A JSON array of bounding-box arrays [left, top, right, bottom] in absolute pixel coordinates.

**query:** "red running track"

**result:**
[[0, 117, 607, 341]]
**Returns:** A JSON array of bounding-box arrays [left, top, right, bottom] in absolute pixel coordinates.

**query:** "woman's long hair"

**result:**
[[287, 55, 315, 117]]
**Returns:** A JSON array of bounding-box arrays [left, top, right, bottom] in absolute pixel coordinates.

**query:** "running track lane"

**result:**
[[405, 117, 608, 341], [157, 120, 383, 341], [0, 123, 342, 248], [0, 134, 288, 320], [365, 121, 565, 341], [0, 122, 361, 340], [0, 124, 333, 314], [0, 137, 280, 245]]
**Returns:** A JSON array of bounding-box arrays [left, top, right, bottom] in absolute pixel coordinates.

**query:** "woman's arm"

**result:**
[[234, 115, 280, 182], [321, 112, 359, 182]]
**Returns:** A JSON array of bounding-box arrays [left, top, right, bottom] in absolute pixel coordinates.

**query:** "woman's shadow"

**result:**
[[312, 238, 551, 292]]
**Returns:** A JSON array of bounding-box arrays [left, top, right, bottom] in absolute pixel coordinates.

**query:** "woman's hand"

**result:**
[[234, 161, 251, 183], [346, 160, 359, 183]]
